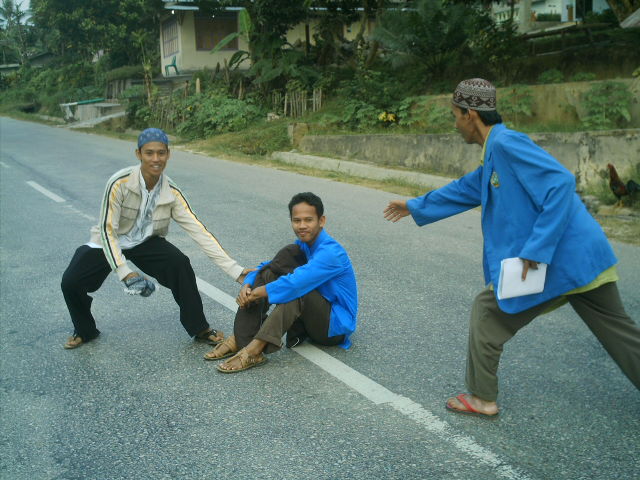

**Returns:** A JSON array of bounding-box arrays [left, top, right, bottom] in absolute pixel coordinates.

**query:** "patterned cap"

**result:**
[[137, 128, 169, 149], [452, 78, 496, 111]]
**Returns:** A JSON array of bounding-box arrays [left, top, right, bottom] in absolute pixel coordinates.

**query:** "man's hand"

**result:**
[[236, 283, 253, 308], [236, 267, 257, 284], [246, 285, 268, 306], [236, 284, 267, 308], [521, 258, 539, 281], [383, 200, 410, 223], [123, 273, 156, 297]]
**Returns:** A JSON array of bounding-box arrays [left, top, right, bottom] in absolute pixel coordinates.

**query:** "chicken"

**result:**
[[607, 163, 639, 207]]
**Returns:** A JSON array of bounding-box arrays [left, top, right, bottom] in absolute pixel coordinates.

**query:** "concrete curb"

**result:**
[[64, 111, 126, 129], [271, 151, 453, 190]]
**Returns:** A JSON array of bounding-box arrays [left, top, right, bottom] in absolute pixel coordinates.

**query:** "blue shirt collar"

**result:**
[[299, 228, 328, 255]]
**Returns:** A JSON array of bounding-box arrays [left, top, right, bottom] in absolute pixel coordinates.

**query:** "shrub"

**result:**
[[537, 69, 564, 84], [536, 13, 561, 22], [570, 72, 597, 82], [581, 81, 632, 130], [499, 85, 534, 126], [121, 85, 150, 127], [175, 93, 264, 139], [325, 65, 405, 129], [393, 96, 453, 133], [0, 63, 104, 116], [583, 9, 617, 24]]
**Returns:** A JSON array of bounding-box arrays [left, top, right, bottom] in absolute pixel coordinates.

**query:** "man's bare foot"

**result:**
[[446, 393, 499, 417]]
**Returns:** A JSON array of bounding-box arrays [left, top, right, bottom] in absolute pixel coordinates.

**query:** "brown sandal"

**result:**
[[64, 334, 84, 349], [63, 331, 99, 349], [195, 328, 224, 345], [217, 349, 267, 373], [203, 335, 238, 361]]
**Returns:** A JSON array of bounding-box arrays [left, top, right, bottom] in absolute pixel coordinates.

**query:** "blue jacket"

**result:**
[[407, 123, 616, 314], [244, 229, 358, 348]]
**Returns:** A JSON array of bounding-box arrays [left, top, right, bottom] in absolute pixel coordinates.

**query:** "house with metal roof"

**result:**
[[159, 1, 375, 76]]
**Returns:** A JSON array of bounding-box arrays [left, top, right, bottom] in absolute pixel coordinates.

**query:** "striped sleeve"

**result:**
[[99, 169, 134, 280], [169, 181, 244, 281]]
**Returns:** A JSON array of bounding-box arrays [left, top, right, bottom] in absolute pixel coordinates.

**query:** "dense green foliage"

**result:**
[[581, 81, 633, 130], [1, 62, 102, 114], [537, 69, 564, 84], [1, 0, 638, 139], [30, 0, 163, 66], [536, 13, 561, 22], [1, 0, 36, 64]]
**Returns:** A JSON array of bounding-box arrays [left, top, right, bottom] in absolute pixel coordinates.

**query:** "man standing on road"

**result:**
[[204, 192, 358, 373], [61, 128, 251, 349], [383, 78, 640, 417]]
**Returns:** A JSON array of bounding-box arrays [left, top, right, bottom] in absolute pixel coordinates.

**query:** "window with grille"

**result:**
[[162, 19, 179, 57], [195, 13, 238, 51]]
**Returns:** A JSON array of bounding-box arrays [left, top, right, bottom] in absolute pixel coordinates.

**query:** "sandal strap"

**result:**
[[224, 335, 237, 349], [237, 349, 263, 366], [212, 336, 238, 355], [197, 328, 220, 339], [229, 349, 257, 367]]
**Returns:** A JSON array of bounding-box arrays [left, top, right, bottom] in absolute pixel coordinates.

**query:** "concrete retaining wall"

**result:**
[[298, 129, 640, 186]]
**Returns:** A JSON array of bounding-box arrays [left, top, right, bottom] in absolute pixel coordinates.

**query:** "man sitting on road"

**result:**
[[204, 192, 358, 373], [384, 78, 640, 417], [61, 128, 251, 349]]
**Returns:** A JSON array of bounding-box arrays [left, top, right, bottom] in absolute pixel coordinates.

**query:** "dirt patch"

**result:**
[[594, 206, 640, 246]]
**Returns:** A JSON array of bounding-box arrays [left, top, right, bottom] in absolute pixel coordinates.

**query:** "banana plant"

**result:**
[[210, 7, 251, 71]]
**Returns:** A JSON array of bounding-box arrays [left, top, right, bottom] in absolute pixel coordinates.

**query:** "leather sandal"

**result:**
[[217, 349, 267, 373], [195, 328, 224, 345], [64, 331, 100, 349], [204, 335, 238, 361], [64, 334, 84, 349]]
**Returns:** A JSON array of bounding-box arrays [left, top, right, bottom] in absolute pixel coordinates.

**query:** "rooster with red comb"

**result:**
[[607, 163, 639, 207]]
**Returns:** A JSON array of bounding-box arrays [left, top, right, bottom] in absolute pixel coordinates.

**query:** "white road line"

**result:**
[[36, 187, 530, 479], [63, 204, 96, 222], [26, 181, 65, 203], [196, 277, 238, 311], [195, 276, 531, 480]]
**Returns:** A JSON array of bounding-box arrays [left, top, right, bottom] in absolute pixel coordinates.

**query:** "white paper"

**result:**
[[497, 257, 547, 300]]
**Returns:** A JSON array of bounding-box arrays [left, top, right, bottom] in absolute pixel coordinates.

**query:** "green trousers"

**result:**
[[466, 282, 640, 401]]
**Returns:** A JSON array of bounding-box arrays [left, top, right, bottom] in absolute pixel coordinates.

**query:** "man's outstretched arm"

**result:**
[[384, 167, 483, 227]]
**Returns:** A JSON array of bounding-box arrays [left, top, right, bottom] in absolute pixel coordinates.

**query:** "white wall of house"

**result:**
[[593, 0, 609, 13], [160, 10, 377, 77], [492, 0, 610, 23], [160, 11, 251, 76]]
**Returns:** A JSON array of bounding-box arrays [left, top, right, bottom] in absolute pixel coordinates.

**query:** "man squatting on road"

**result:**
[[61, 128, 251, 349], [384, 78, 640, 417], [203, 192, 358, 373]]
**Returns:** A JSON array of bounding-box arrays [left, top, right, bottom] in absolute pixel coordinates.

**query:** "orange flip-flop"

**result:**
[[446, 394, 499, 418]]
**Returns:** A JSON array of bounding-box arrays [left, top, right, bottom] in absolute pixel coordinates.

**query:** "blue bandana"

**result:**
[[137, 128, 169, 149]]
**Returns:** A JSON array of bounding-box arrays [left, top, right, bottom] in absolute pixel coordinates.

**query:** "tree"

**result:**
[[0, 0, 30, 64], [605, 0, 640, 23], [195, 0, 310, 61], [373, 0, 493, 80], [30, 0, 164, 66]]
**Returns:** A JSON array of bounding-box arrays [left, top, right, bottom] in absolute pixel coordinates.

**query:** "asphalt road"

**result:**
[[1, 117, 638, 480]]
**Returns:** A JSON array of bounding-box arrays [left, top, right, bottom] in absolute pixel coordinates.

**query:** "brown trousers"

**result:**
[[233, 244, 344, 354], [467, 282, 640, 401]]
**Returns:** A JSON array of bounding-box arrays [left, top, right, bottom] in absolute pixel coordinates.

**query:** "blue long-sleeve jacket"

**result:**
[[407, 124, 616, 314], [244, 229, 358, 348]]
